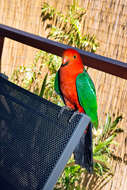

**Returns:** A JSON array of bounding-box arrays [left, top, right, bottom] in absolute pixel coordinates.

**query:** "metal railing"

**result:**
[[0, 24, 127, 79]]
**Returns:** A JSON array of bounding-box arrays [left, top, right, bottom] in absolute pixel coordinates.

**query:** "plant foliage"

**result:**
[[41, 1, 98, 52], [93, 114, 123, 176]]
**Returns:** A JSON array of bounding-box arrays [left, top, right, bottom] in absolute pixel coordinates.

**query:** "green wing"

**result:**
[[54, 70, 61, 95], [76, 69, 98, 129], [54, 70, 65, 103]]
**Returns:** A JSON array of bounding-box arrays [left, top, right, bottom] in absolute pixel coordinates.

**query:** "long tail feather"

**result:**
[[73, 122, 93, 173]]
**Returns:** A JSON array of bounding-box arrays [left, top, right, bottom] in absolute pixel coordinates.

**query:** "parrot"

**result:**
[[54, 48, 98, 129], [54, 48, 98, 173]]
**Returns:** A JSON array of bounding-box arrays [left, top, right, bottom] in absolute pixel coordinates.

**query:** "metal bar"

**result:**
[[0, 24, 64, 56], [0, 36, 4, 72], [0, 24, 127, 79]]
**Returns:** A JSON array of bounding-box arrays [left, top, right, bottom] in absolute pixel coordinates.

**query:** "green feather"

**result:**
[[54, 70, 65, 103], [54, 71, 61, 95], [76, 69, 98, 129]]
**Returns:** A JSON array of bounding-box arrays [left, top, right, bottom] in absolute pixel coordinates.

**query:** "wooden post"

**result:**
[[0, 36, 4, 72]]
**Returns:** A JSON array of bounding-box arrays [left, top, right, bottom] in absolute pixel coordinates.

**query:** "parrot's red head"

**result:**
[[62, 49, 84, 70]]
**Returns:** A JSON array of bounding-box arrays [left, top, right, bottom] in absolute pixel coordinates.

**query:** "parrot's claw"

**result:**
[[68, 111, 81, 123], [58, 106, 70, 119]]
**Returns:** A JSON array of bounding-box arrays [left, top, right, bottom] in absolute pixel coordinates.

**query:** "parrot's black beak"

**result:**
[[62, 58, 70, 67]]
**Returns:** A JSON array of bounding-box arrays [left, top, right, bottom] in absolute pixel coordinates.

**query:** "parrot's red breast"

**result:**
[[59, 49, 84, 113]]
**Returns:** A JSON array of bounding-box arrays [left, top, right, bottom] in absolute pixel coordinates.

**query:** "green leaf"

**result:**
[[111, 115, 122, 129], [93, 134, 115, 154], [39, 73, 48, 97], [102, 113, 111, 137]]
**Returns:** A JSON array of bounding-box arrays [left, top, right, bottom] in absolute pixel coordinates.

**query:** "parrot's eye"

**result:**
[[73, 55, 77, 59]]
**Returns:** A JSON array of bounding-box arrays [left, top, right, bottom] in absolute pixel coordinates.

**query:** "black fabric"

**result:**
[[0, 176, 17, 190], [0, 76, 93, 190]]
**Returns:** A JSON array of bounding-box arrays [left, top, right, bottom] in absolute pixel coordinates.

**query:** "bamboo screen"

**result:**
[[0, 0, 127, 189]]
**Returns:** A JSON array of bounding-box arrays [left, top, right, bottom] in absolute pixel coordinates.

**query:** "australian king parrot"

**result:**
[[54, 48, 98, 172]]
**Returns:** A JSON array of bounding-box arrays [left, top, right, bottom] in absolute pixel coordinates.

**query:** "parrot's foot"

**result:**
[[68, 111, 81, 123], [58, 106, 70, 119]]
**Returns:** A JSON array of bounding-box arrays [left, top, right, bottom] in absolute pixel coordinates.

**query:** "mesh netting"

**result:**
[[0, 76, 87, 190]]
